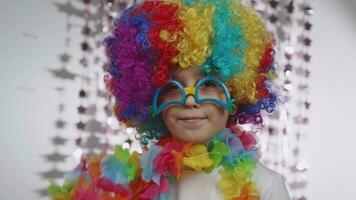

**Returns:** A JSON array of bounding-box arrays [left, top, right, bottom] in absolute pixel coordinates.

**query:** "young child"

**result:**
[[48, 0, 291, 199]]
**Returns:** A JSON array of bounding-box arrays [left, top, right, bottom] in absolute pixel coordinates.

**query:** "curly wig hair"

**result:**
[[103, 0, 278, 145]]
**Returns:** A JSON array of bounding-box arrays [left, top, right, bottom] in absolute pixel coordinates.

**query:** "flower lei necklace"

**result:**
[[48, 128, 260, 200]]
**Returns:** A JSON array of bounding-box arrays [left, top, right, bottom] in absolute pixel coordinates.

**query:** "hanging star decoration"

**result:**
[[269, 0, 279, 9], [77, 105, 87, 114], [34, 188, 48, 197], [52, 135, 68, 146], [304, 22, 312, 30], [54, 1, 102, 23], [85, 118, 106, 134], [79, 89, 87, 98], [286, 0, 294, 13], [43, 152, 68, 162], [76, 121, 86, 130], [55, 119, 66, 129], [40, 168, 65, 179], [59, 53, 71, 63], [48, 67, 77, 81], [83, 134, 106, 150], [303, 37, 311, 46]]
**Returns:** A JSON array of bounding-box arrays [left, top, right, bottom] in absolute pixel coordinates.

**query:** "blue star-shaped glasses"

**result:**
[[151, 76, 235, 116]]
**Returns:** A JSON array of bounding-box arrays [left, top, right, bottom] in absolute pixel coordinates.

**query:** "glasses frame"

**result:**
[[151, 76, 235, 116]]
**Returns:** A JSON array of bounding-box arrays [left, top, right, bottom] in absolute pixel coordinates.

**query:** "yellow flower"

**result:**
[[183, 144, 214, 171]]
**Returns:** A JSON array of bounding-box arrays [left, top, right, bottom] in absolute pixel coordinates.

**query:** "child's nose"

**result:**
[[184, 95, 199, 107]]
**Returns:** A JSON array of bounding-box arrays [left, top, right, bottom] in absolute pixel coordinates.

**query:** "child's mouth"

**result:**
[[179, 116, 208, 124]]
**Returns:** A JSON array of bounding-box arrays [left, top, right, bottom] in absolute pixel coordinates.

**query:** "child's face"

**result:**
[[161, 66, 230, 143]]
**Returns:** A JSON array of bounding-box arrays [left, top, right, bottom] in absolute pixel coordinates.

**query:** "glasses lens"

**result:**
[[157, 81, 184, 108], [196, 79, 228, 105]]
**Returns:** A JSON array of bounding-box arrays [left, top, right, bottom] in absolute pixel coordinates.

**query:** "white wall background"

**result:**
[[0, 0, 356, 199], [307, 0, 356, 199]]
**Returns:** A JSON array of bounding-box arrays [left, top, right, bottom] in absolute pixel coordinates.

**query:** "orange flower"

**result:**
[[88, 154, 105, 180], [232, 182, 260, 200]]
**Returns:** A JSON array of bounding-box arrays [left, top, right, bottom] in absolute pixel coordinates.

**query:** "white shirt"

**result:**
[[171, 162, 291, 200]]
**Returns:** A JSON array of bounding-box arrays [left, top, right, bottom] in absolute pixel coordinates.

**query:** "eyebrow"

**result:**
[[172, 72, 207, 86]]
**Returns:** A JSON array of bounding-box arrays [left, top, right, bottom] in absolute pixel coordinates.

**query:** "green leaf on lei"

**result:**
[[207, 140, 228, 172]]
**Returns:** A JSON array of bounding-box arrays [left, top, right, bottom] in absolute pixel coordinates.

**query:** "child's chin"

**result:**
[[176, 128, 216, 144]]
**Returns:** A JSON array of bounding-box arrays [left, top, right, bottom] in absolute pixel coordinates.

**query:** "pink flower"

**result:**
[[140, 177, 170, 199], [153, 143, 182, 176], [96, 177, 131, 197], [75, 185, 100, 200], [238, 131, 259, 151]]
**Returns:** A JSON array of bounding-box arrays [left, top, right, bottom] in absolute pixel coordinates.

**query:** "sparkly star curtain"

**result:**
[[249, 0, 313, 199], [38, 0, 141, 198], [41, 0, 312, 199], [37, 11, 74, 198]]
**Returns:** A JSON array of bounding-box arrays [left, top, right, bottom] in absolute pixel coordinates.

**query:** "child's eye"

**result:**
[[202, 80, 217, 88], [199, 80, 225, 97], [162, 84, 179, 95], [157, 83, 182, 104]]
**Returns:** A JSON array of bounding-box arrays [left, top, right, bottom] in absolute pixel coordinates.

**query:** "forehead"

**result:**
[[172, 66, 205, 82]]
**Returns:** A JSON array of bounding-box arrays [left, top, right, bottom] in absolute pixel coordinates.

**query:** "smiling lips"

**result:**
[[179, 116, 208, 124]]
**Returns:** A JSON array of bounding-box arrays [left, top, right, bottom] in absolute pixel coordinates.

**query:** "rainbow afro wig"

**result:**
[[103, 0, 278, 145]]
